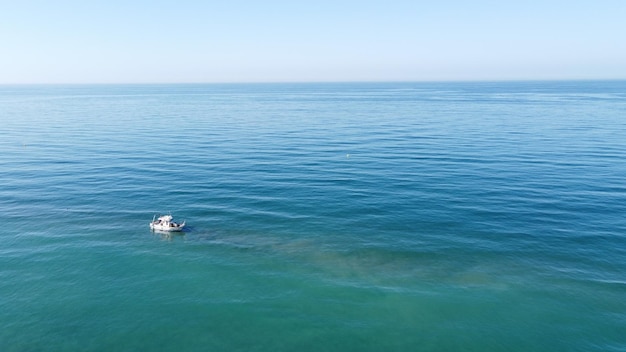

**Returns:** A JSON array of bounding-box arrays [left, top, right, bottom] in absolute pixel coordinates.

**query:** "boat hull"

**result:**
[[149, 222, 185, 232]]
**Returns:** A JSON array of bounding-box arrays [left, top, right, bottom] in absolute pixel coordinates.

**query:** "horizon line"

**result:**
[[2, 78, 626, 86]]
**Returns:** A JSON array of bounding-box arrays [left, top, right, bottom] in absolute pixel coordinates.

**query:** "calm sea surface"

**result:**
[[1, 81, 625, 351]]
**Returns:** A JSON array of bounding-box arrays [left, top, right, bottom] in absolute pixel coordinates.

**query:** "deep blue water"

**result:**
[[1, 81, 625, 351]]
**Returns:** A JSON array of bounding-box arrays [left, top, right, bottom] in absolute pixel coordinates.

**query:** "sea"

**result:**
[[1, 81, 625, 351]]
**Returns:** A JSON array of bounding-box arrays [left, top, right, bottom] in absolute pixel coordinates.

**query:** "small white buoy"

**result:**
[[346, 154, 350, 158]]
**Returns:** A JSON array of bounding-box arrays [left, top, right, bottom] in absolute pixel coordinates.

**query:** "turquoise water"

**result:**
[[1, 82, 625, 351]]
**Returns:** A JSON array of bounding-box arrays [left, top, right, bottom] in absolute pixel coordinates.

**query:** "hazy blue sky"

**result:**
[[1, 0, 625, 83]]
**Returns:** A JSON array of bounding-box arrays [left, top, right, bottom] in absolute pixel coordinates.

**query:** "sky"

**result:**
[[1, 0, 625, 84]]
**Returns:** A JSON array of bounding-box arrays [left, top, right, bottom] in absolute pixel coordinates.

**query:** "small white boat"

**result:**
[[150, 214, 185, 232]]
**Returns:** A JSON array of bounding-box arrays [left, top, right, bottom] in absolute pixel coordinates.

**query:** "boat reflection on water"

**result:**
[[151, 229, 186, 241]]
